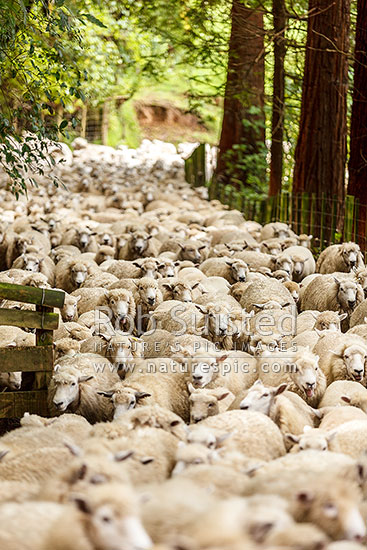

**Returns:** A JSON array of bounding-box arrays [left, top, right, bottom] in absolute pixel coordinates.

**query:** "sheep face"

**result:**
[[299, 234, 313, 248], [105, 336, 133, 368], [136, 281, 159, 307], [52, 372, 93, 411], [71, 263, 88, 287], [341, 243, 360, 270], [138, 259, 158, 279], [274, 255, 293, 276], [335, 279, 361, 311], [188, 385, 230, 423], [14, 235, 32, 255], [355, 269, 367, 297], [0, 371, 22, 390], [22, 254, 41, 272], [314, 312, 345, 332], [171, 282, 192, 303], [292, 256, 308, 279], [77, 229, 94, 250], [130, 231, 151, 254], [289, 354, 319, 400], [106, 290, 133, 324], [172, 443, 219, 475], [240, 381, 287, 413], [204, 304, 233, 338], [230, 260, 249, 282], [180, 243, 206, 263], [157, 260, 177, 278], [97, 231, 115, 247], [62, 295, 81, 322], [75, 490, 152, 550], [342, 345, 367, 382], [104, 388, 150, 420], [287, 427, 333, 452], [190, 356, 219, 388]]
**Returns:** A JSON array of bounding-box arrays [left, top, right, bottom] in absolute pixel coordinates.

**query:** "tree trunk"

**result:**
[[348, 0, 367, 249], [269, 0, 286, 197], [216, 1, 265, 189], [293, 0, 350, 239]]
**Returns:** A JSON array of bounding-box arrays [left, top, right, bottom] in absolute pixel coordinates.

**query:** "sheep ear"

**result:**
[[285, 433, 300, 444], [326, 430, 337, 443], [162, 283, 173, 290], [339, 313, 348, 321], [73, 497, 92, 515], [191, 282, 201, 290], [216, 390, 230, 401], [341, 395, 351, 404], [135, 391, 151, 401], [253, 303, 265, 309], [0, 449, 9, 461], [330, 350, 340, 357], [333, 277, 341, 285], [75, 295, 81, 302], [114, 450, 134, 462], [97, 390, 114, 398], [187, 382, 195, 394], [195, 304, 207, 314], [198, 245, 206, 251], [78, 375, 94, 383], [273, 383, 288, 396], [217, 355, 229, 363], [132, 262, 141, 268], [64, 442, 83, 457], [103, 289, 110, 297], [140, 456, 154, 464]]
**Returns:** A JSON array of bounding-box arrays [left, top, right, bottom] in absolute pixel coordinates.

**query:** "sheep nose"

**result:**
[[306, 382, 315, 389], [193, 374, 203, 381], [148, 297, 155, 305], [350, 260, 356, 267], [348, 300, 356, 308], [219, 327, 226, 335], [240, 404, 249, 410], [53, 401, 64, 409], [192, 417, 203, 423], [354, 370, 363, 379], [239, 276, 246, 282]]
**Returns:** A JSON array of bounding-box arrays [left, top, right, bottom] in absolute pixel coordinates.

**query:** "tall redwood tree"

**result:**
[[269, 0, 286, 197], [348, 0, 367, 248], [216, 1, 265, 188], [293, 0, 350, 236]]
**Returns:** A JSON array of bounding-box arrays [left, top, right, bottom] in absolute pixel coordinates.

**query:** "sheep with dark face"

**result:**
[[56, 259, 97, 293], [124, 231, 159, 260]]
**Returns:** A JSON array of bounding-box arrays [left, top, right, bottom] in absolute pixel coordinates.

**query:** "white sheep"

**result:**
[[316, 242, 365, 274], [300, 275, 364, 318], [257, 346, 326, 407], [313, 332, 367, 384], [48, 354, 120, 423]]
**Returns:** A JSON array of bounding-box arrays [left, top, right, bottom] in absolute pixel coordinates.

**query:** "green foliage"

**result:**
[[119, 100, 141, 149], [0, 0, 105, 195]]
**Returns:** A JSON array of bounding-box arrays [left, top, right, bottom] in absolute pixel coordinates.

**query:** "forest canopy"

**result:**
[[0, 0, 365, 216]]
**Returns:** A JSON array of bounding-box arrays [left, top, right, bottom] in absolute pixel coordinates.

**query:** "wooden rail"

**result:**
[[0, 283, 64, 418]]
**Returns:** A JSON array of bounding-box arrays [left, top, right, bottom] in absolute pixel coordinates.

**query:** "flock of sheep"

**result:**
[[0, 137, 367, 549]]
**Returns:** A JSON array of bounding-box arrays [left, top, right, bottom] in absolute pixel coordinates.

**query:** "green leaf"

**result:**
[[59, 120, 68, 130], [81, 14, 107, 28]]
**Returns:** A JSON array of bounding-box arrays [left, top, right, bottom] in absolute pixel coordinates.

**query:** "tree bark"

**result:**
[[216, 1, 265, 188], [348, 0, 367, 248], [269, 0, 286, 197], [293, 0, 350, 238]]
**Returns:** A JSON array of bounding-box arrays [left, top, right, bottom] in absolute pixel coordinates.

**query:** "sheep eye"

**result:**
[[262, 393, 269, 398], [102, 516, 112, 523], [208, 403, 214, 408], [71, 382, 76, 387], [110, 300, 115, 305]]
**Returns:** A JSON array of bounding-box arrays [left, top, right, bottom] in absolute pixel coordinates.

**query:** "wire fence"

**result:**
[[185, 143, 367, 257]]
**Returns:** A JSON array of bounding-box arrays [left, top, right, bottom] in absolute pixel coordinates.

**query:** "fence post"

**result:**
[[301, 192, 309, 235], [343, 195, 355, 243], [81, 104, 88, 138]]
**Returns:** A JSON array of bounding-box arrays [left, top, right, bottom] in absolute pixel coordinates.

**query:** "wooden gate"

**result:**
[[0, 283, 65, 418]]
